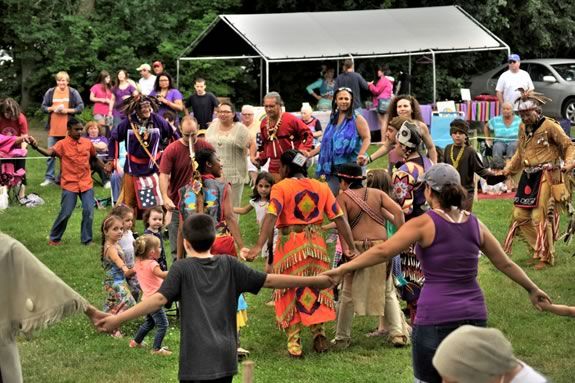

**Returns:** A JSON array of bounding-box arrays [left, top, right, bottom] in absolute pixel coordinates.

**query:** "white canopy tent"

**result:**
[[177, 5, 509, 103]]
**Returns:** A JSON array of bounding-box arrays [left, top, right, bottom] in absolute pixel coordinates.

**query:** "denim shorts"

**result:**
[[412, 319, 487, 383]]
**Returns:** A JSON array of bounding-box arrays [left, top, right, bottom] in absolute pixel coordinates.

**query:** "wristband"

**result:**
[[367, 154, 372, 163]]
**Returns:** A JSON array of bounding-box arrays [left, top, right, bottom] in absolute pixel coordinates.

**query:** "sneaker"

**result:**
[[48, 240, 62, 246], [104, 181, 111, 189], [151, 347, 172, 356], [40, 179, 54, 187], [129, 339, 145, 348], [237, 347, 250, 358]]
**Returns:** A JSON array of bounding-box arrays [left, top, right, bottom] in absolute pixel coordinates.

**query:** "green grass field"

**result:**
[[1, 127, 574, 382]]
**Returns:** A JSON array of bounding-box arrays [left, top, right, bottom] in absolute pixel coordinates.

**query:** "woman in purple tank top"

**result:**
[[324, 163, 550, 383]]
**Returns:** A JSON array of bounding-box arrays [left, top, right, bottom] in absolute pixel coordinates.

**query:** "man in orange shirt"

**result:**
[[40, 71, 84, 186], [28, 118, 106, 246]]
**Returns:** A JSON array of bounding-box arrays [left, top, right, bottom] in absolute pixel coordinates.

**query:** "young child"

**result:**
[[443, 119, 505, 211], [85, 121, 110, 188], [130, 234, 172, 355], [143, 206, 168, 271], [101, 215, 136, 337], [27, 118, 106, 246], [97, 214, 332, 382], [233, 171, 276, 263], [110, 205, 141, 301]]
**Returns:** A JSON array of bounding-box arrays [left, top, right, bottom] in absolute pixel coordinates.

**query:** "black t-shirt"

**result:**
[[185, 92, 219, 129], [159, 255, 266, 381]]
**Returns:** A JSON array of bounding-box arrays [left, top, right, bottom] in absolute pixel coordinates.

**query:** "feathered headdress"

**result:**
[[119, 94, 160, 116], [514, 88, 552, 111]]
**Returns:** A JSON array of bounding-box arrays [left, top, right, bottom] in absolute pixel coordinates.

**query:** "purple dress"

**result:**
[[414, 210, 487, 326]]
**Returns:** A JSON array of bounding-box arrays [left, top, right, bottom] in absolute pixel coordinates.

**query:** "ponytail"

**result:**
[[432, 183, 467, 210], [133, 234, 161, 260]]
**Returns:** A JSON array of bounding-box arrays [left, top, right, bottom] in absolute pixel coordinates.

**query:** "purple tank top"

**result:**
[[414, 210, 487, 325]]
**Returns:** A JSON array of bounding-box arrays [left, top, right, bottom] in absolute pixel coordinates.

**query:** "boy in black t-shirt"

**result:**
[[443, 119, 505, 211], [97, 214, 332, 383]]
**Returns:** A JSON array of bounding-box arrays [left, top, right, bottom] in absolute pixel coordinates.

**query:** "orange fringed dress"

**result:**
[[268, 178, 342, 329]]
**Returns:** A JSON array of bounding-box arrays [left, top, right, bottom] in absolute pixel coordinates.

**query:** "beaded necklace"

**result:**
[[449, 145, 465, 169], [266, 112, 282, 141]]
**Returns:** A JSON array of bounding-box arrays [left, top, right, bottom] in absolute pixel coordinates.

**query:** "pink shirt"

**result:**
[[134, 259, 163, 299], [90, 84, 113, 116]]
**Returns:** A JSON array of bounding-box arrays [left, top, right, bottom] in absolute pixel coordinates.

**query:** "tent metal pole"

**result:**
[[265, 59, 270, 94], [408, 54, 412, 95], [176, 59, 180, 89], [260, 58, 263, 101], [430, 49, 436, 104]]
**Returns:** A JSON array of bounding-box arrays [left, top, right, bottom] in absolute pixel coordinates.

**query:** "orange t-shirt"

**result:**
[[52, 136, 95, 192], [49, 87, 70, 137]]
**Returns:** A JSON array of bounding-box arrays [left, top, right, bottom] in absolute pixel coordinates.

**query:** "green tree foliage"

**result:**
[[1, 0, 574, 111]]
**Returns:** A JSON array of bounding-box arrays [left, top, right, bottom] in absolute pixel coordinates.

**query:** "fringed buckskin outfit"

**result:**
[[503, 117, 575, 265], [268, 177, 342, 356]]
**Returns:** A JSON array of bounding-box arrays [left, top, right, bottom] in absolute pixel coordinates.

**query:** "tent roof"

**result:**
[[181, 6, 507, 62]]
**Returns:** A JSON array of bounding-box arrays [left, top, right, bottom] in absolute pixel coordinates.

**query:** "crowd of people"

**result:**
[[1, 53, 575, 383]]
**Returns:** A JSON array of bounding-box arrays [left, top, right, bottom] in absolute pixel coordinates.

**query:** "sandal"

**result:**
[[390, 335, 408, 348], [365, 328, 388, 338]]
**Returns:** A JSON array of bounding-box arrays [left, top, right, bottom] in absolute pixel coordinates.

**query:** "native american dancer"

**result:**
[[107, 95, 179, 216], [391, 121, 433, 322], [502, 90, 575, 269], [244, 150, 357, 358]]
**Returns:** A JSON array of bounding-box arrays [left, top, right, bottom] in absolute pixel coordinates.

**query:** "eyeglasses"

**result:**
[[241, 113, 254, 116], [508, 60, 517, 64], [218, 110, 233, 114]]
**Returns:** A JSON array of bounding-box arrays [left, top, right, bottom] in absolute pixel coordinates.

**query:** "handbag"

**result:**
[[545, 171, 570, 202], [377, 98, 391, 114]]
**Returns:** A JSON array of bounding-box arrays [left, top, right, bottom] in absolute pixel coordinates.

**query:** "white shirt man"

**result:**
[[496, 54, 534, 110], [137, 64, 157, 96]]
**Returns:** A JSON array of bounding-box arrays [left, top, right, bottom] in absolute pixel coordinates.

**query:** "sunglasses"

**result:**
[[508, 60, 517, 64], [337, 87, 353, 94]]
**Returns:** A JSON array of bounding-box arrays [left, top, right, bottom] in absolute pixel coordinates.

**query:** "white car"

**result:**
[[470, 59, 575, 123]]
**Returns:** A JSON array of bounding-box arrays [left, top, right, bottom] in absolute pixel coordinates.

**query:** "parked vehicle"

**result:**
[[470, 59, 575, 123]]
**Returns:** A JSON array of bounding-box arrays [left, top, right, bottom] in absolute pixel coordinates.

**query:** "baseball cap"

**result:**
[[432, 325, 518, 383], [423, 163, 461, 192], [152, 61, 162, 68], [137, 63, 151, 71], [508, 53, 520, 62]]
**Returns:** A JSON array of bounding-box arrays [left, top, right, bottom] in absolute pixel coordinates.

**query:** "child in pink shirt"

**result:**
[[130, 234, 171, 355]]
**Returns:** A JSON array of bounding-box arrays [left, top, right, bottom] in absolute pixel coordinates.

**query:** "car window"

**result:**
[[491, 67, 507, 80], [527, 64, 553, 82], [552, 63, 575, 81]]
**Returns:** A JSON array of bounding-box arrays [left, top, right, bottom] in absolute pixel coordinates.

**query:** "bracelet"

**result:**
[[367, 154, 373, 163]]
